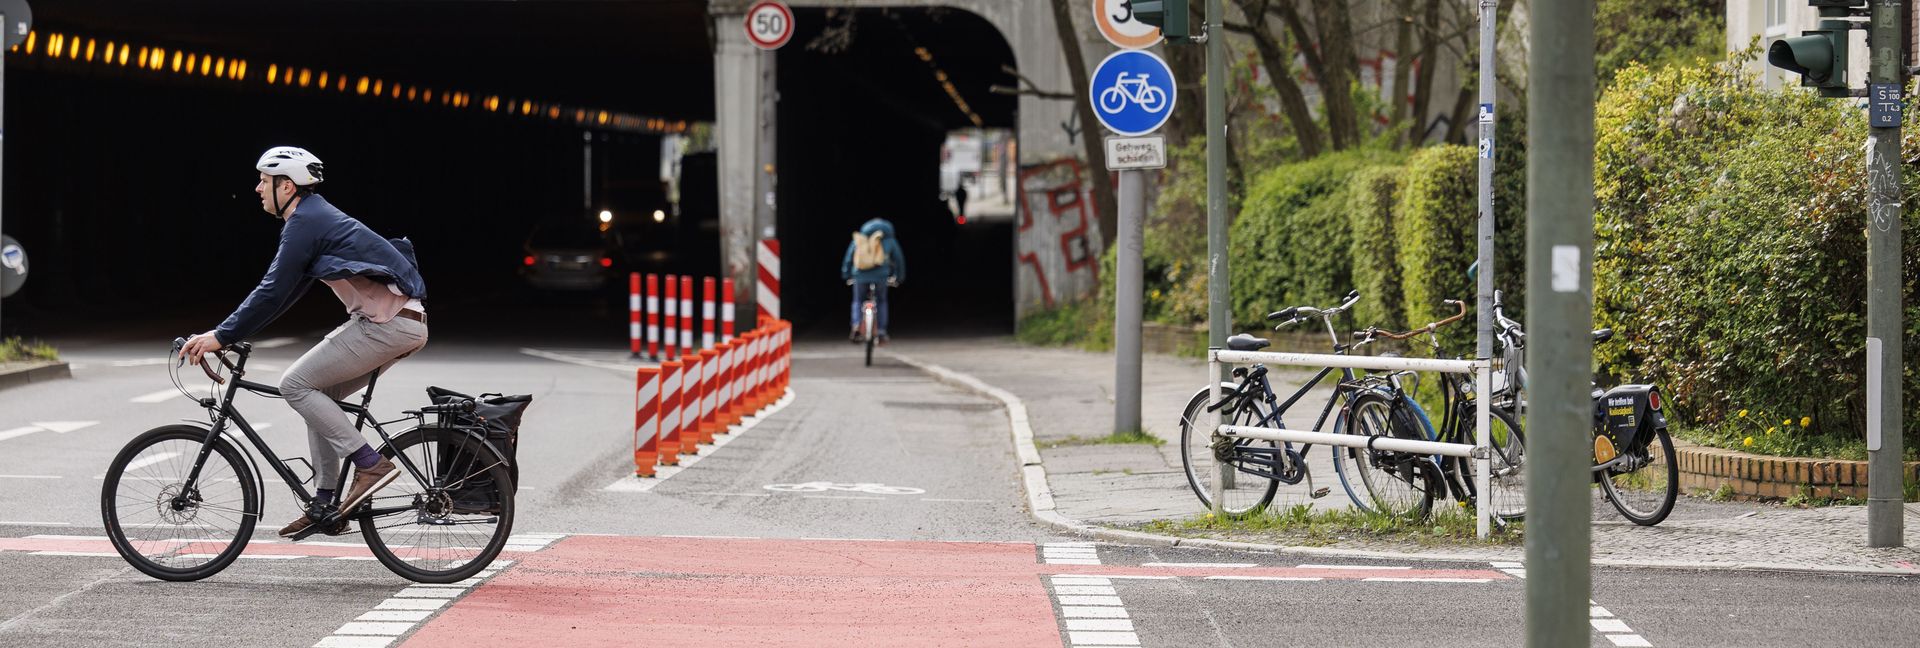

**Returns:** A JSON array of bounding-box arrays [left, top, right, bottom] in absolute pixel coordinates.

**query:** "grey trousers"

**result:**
[[280, 315, 428, 493]]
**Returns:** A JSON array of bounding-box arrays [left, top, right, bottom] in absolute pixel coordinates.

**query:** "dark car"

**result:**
[[521, 221, 616, 291]]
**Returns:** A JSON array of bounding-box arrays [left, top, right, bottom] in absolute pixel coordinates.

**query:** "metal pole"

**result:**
[[1474, 362, 1491, 539], [1114, 168, 1145, 435], [1205, 0, 1232, 511], [1524, 0, 1594, 644], [756, 50, 778, 240], [1866, 0, 1906, 549], [1475, 0, 1496, 362], [0, 23, 7, 339]]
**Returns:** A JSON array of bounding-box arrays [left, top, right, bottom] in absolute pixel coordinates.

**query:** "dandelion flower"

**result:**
[[1767, 427, 1776, 435], [1800, 416, 1812, 428], [1739, 409, 1749, 418], [1784, 419, 1793, 427], [1743, 436, 1755, 447]]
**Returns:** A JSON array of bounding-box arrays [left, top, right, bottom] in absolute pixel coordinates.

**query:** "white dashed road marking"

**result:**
[[1044, 545, 1142, 647], [1494, 561, 1653, 646], [313, 560, 516, 648]]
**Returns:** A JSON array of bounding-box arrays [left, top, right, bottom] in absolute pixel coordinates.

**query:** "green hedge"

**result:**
[[1344, 165, 1406, 329], [1230, 149, 1401, 326], [1593, 55, 1920, 443], [1390, 113, 1529, 352]]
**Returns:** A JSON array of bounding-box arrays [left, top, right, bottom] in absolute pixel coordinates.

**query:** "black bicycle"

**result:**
[[1345, 300, 1527, 523], [100, 338, 516, 583], [1177, 291, 1442, 519]]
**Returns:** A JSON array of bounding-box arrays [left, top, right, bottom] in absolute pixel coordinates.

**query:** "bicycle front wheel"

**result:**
[[361, 427, 516, 583], [1336, 391, 1437, 521], [1178, 383, 1280, 517], [1599, 427, 1677, 526], [101, 424, 260, 582]]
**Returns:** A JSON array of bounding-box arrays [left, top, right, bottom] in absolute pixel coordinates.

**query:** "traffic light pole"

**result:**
[[1205, 0, 1231, 514], [1524, 0, 1595, 645], [1865, 0, 1905, 549]]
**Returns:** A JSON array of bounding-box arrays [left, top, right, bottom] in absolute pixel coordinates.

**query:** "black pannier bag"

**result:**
[[425, 386, 532, 513]]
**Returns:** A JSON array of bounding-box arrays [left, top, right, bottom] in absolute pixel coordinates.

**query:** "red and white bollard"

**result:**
[[663, 274, 680, 361], [633, 367, 661, 476], [679, 352, 703, 454], [657, 361, 682, 463], [757, 239, 780, 323], [646, 274, 661, 361], [702, 277, 717, 350], [679, 275, 694, 354], [628, 273, 643, 359], [721, 278, 736, 343]]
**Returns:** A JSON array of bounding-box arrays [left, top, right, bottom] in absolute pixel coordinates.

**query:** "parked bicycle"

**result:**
[[100, 338, 516, 583], [1177, 291, 1442, 519], [1491, 290, 1677, 525], [1344, 300, 1527, 522]]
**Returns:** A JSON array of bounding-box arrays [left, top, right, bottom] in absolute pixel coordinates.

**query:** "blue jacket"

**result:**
[[215, 194, 427, 346], [840, 218, 906, 284]]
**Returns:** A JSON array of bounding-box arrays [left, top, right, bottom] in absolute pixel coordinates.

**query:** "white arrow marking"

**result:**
[[0, 426, 43, 442]]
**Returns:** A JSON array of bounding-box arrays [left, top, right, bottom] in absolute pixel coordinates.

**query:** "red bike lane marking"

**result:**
[[400, 536, 1064, 648], [398, 536, 1514, 647]]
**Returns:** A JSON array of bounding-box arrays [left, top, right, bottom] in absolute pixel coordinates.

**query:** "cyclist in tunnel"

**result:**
[[179, 146, 429, 539], [841, 217, 906, 344]]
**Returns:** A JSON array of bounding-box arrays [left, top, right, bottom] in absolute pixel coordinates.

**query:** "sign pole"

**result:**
[[1865, 0, 1905, 549]]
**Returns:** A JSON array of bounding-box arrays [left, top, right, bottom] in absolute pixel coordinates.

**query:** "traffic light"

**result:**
[[1766, 0, 1864, 98], [1134, 0, 1192, 44]]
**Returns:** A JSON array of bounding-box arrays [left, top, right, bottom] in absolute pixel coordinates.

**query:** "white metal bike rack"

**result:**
[[1207, 349, 1497, 538]]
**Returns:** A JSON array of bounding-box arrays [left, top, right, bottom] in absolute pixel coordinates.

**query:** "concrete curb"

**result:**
[[0, 360, 70, 392], [890, 350, 1920, 578]]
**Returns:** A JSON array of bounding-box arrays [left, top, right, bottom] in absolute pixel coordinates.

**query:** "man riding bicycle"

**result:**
[[841, 217, 906, 344], [178, 147, 429, 539]]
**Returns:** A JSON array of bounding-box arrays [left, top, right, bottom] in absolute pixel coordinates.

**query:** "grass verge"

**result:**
[[1038, 429, 1166, 449], [1136, 503, 1522, 548], [0, 337, 58, 363]]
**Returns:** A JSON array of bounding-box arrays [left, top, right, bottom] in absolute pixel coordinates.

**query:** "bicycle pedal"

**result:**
[[1310, 487, 1330, 499]]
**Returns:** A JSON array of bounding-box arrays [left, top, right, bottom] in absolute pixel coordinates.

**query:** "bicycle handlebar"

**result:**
[[1267, 290, 1362, 329], [1362, 299, 1469, 341]]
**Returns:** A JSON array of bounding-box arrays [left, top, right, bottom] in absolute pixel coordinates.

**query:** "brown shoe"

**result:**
[[278, 516, 353, 538], [337, 458, 400, 513]]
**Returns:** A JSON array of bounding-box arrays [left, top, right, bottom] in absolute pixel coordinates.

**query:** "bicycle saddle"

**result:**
[[1226, 334, 1271, 351], [1592, 328, 1613, 344]]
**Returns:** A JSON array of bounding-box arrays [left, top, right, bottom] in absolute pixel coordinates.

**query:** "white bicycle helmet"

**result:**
[[255, 146, 325, 186]]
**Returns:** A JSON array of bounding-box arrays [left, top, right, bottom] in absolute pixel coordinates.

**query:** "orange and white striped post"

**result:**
[[779, 320, 793, 393], [730, 333, 753, 423], [757, 239, 781, 322], [696, 348, 720, 442], [752, 326, 774, 411], [629, 273, 643, 359], [715, 340, 738, 429], [657, 361, 683, 463], [679, 275, 695, 354], [663, 274, 679, 361], [646, 273, 661, 361], [633, 367, 661, 476], [721, 279, 736, 344], [702, 277, 717, 350], [679, 352, 703, 454]]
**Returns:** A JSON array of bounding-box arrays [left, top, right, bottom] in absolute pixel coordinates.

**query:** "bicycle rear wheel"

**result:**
[[101, 424, 259, 582], [1178, 383, 1280, 517], [1336, 391, 1437, 520], [863, 304, 876, 366], [361, 427, 515, 583], [1599, 427, 1677, 526]]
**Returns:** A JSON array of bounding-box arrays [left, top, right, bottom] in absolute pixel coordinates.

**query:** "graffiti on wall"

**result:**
[[1014, 158, 1102, 321]]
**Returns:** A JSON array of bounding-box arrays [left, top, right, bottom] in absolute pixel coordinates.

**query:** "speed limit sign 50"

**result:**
[[745, 1, 794, 51]]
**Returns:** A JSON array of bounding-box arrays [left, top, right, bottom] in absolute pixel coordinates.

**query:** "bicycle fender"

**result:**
[[175, 419, 268, 504]]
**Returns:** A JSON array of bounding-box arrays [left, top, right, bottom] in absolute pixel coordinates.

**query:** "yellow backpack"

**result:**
[[852, 231, 888, 271]]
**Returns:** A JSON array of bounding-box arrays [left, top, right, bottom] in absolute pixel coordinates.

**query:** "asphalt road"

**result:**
[[0, 319, 1911, 647]]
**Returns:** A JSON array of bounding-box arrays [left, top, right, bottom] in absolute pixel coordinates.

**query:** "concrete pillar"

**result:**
[[713, 7, 770, 320]]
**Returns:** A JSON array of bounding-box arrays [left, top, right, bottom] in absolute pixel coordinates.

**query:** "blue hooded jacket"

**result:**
[[214, 194, 427, 346], [841, 218, 906, 284]]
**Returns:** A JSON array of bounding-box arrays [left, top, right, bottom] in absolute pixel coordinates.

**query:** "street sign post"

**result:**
[[1089, 50, 1176, 137], [744, 1, 793, 51], [0, 1, 27, 335], [1091, 50, 1174, 437], [1093, 0, 1163, 49], [0, 236, 25, 299]]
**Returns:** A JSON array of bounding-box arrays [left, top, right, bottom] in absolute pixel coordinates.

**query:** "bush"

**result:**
[[1592, 52, 1920, 445], [1231, 148, 1402, 326], [1345, 165, 1406, 329], [1391, 111, 1529, 352]]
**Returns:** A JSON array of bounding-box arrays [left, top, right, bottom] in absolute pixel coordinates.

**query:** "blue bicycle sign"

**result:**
[[1089, 49, 1177, 136]]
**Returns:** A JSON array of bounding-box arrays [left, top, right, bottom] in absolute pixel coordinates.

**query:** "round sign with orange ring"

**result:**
[[1093, 0, 1163, 50]]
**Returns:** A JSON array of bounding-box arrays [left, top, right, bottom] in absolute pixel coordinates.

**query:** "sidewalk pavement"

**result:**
[[891, 337, 1920, 575]]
